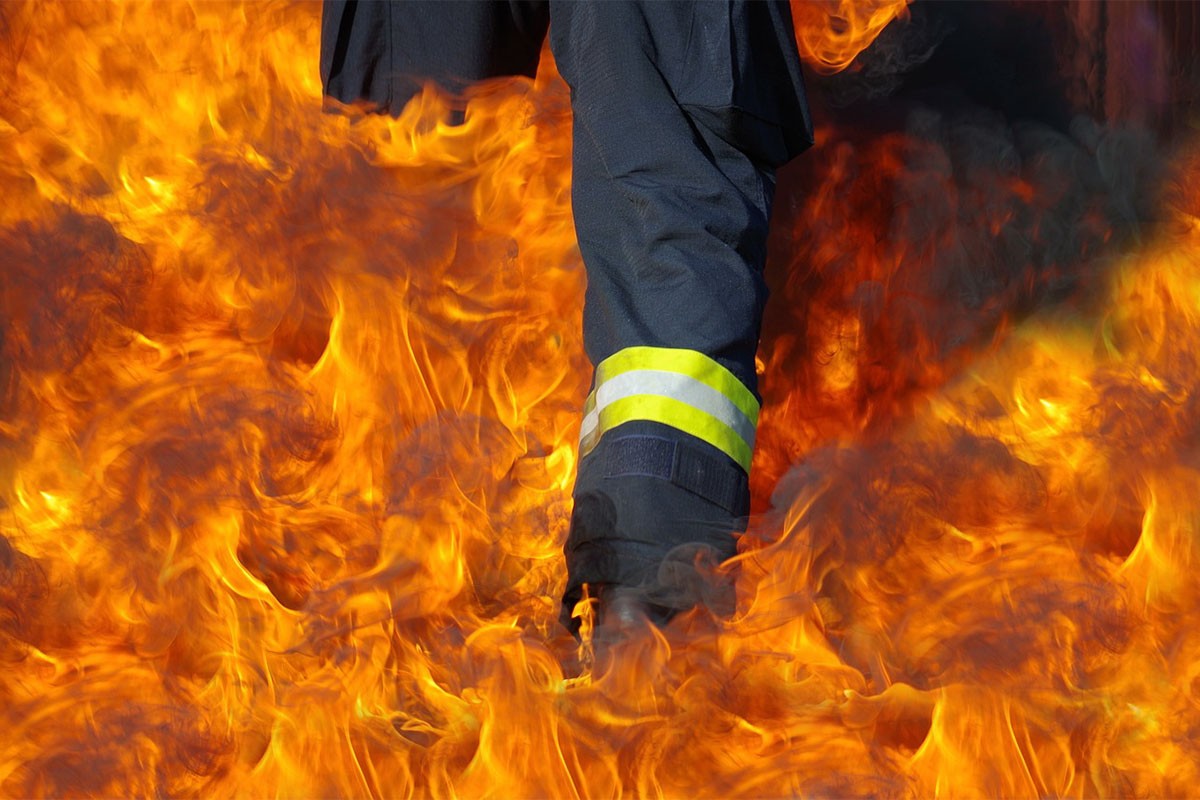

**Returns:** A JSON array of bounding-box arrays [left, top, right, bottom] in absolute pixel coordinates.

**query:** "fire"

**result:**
[[790, 0, 911, 74], [1, 1, 1197, 798]]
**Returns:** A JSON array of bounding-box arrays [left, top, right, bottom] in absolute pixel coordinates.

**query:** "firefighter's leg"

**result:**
[[550, 0, 813, 634], [321, 0, 549, 115]]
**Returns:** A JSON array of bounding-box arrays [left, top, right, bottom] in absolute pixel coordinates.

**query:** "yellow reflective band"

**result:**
[[593, 347, 759, 426], [580, 394, 753, 471], [581, 369, 757, 451], [578, 347, 760, 472]]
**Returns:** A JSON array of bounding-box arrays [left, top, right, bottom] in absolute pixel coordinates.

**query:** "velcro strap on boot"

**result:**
[[602, 434, 749, 515]]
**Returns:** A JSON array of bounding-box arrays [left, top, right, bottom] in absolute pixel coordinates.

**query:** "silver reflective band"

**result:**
[[577, 345, 761, 473], [580, 369, 757, 451]]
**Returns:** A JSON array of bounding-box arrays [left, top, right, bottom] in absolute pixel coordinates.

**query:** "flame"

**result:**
[[790, 0, 912, 75], [2, 1, 1197, 797]]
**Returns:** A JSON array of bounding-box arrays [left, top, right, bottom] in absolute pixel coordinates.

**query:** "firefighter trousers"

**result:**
[[321, 1, 813, 633]]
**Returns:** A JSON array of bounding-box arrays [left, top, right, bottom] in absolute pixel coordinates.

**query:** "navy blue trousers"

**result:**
[[322, 1, 812, 633]]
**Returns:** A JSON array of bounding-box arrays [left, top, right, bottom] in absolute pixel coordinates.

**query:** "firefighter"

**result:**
[[321, 1, 813, 636]]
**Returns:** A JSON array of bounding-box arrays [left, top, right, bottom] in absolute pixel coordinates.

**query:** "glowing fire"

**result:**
[[1, 1, 1197, 797], [790, 0, 911, 74]]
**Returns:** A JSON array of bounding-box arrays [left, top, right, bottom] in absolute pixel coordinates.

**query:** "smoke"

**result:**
[[757, 1, 1166, 467], [747, 8, 1194, 779], [816, 3, 950, 107]]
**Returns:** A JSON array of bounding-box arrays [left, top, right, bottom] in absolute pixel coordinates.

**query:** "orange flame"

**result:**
[[2, 1, 1197, 798], [790, 0, 912, 74]]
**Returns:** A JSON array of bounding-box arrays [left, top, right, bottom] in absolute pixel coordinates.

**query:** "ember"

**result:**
[[1, 1, 1196, 797]]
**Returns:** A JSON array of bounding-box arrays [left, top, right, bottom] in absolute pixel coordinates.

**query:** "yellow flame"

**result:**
[[3, 1, 1200, 798]]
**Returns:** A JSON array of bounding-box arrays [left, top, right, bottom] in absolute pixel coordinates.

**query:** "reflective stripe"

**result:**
[[592, 347, 759, 424], [578, 347, 759, 472], [580, 370, 757, 452]]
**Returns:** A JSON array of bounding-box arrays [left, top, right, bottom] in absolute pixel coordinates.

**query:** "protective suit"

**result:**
[[321, 0, 813, 634]]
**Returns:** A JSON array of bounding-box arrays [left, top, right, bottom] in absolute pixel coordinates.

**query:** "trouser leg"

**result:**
[[318, 0, 813, 635], [321, 0, 549, 115], [550, 0, 812, 633]]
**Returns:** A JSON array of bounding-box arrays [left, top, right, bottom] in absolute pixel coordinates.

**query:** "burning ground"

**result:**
[[0, 1, 1197, 797]]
